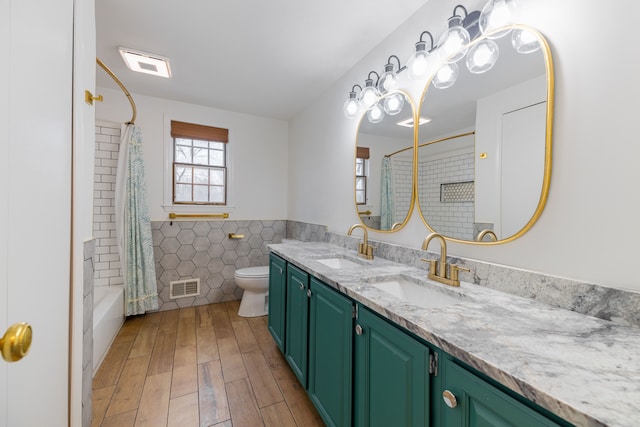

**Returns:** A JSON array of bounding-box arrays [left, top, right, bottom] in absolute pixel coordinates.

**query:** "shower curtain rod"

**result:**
[[384, 131, 476, 158], [96, 57, 137, 125]]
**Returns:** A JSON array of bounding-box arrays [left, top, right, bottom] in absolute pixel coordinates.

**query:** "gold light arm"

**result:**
[[96, 58, 137, 125]]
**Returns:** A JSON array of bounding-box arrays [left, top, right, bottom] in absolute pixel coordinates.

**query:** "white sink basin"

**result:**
[[316, 257, 363, 269], [369, 276, 460, 310]]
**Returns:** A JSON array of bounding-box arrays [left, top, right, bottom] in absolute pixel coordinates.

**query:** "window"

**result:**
[[171, 120, 228, 205], [355, 147, 369, 205]]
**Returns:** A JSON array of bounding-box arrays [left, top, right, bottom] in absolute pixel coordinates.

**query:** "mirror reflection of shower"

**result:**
[[355, 91, 415, 231]]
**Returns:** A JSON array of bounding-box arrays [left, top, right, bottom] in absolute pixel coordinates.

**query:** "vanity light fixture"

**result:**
[[466, 38, 499, 73], [511, 28, 541, 54], [383, 93, 405, 115], [342, 1, 537, 116], [479, 0, 516, 39], [432, 62, 459, 89], [437, 6, 475, 63], [360, 71, 381, 110], [343, 84, 363, 119], [367, 102, 385, 124], [407, 31, 438, 81], [377, 55, 405, 95], [118, 47, 172, 78]]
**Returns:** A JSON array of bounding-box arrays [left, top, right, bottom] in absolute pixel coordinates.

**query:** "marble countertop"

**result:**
[[269, 241, 640, 427]]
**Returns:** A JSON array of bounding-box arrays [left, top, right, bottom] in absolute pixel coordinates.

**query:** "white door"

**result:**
[[1, 0, 74, 425], [500, 101, 547, 238]]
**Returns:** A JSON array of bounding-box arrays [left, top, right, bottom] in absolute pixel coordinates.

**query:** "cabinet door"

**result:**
[[355, 305, 430, 427], [285, 264, 309, 388], [308, 277, 353, 427], [267, 253, 287, 352], [441, 359, 562, 427]]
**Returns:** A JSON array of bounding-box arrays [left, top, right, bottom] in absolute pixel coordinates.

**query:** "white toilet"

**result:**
[[234, 266, 270, 317]]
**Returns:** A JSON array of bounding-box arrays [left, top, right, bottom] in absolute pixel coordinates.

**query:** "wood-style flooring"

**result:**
[[92, 300, 325, 427]]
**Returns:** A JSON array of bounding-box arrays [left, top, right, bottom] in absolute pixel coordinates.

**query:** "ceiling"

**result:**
[[96, 0, 429, 121]]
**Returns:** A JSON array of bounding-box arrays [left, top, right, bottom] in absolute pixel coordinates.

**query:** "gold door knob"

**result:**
[[1, 322, 33, 362]]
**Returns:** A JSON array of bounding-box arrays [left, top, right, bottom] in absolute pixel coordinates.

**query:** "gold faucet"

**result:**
[[420, 232, 469, 287], [476, 229, 497, 242], [348, 224, 374, 260]]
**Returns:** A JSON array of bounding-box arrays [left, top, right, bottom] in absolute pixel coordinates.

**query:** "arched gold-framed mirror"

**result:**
[[416, 25, 554, 244], [354, 90, 417, 232]]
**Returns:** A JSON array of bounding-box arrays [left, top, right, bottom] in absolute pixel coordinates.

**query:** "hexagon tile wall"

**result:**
[[151, 219, 286, 311]]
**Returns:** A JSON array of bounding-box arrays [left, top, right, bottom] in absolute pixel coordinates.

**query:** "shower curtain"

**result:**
[[115, 124, 159, 316], [380, 157, 395, 230]]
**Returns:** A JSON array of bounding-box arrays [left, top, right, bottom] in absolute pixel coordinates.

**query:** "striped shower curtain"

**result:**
[[115, 124, 159, 316], [380, 156, 395, 230]]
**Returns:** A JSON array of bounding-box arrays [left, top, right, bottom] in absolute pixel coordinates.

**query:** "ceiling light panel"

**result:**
[[396, 117, 431, 127], [119, 47, 172, 78]]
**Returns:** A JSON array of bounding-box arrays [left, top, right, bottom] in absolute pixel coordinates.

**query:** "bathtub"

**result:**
[[93, 285, 125, 374]]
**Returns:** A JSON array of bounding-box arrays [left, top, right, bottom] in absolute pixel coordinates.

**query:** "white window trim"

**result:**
[[162, 114, 236, 214]]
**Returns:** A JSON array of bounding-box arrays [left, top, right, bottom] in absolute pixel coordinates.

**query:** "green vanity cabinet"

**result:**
[[440, 357, 565, 427], [285, 263, 310, 387], [267, 253, 287, 352], [268, 253, 570, 427], [308, 277, 354, 427], [354, 304, 431, 427]]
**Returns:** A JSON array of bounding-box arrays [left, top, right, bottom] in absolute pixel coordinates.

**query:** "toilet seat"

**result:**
[[234, 266, 269, 279]]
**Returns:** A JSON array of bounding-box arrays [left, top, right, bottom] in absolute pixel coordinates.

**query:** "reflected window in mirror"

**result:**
[[355, 147, 369, 205], [355, 91, 416, 232]]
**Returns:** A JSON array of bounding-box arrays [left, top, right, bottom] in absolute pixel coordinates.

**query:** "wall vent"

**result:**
[[169, 278, 200, 299]]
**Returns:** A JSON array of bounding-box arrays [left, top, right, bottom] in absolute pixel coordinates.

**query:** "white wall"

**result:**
[[288, 0, 640, 292], [96, 88, 289, 222]]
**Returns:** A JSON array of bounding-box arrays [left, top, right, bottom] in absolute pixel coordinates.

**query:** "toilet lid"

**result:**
[[234, 266, 269, 278]]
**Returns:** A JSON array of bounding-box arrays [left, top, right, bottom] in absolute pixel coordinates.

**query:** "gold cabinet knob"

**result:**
[[442, 390, 458, 408], [1, 322, 33, 363]]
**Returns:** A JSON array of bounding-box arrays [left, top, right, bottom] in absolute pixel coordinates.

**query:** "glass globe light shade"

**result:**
[[367, 102, 385, 124], [466, 39, 499, 74], [479, 0, 516, 39], [377, 63, 398, 95], [432, 62, 459, 89], [343, 92, 360, 119], [511, 28, 541, 54], [359, 78, 380, 110], [383, 93, 405, 116], [437, 16, 470, 63], [407, 41, 431, 80]]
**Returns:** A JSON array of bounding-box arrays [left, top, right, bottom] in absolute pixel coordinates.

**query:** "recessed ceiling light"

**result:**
[[396, 116, 432, 128], [118, 47, 172, 78]]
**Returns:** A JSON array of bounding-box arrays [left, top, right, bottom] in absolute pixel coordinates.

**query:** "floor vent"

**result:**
[[169, 278, 200, 299]]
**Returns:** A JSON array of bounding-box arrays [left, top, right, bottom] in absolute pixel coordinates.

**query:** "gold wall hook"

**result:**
[[85, 90, 103, 106]]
